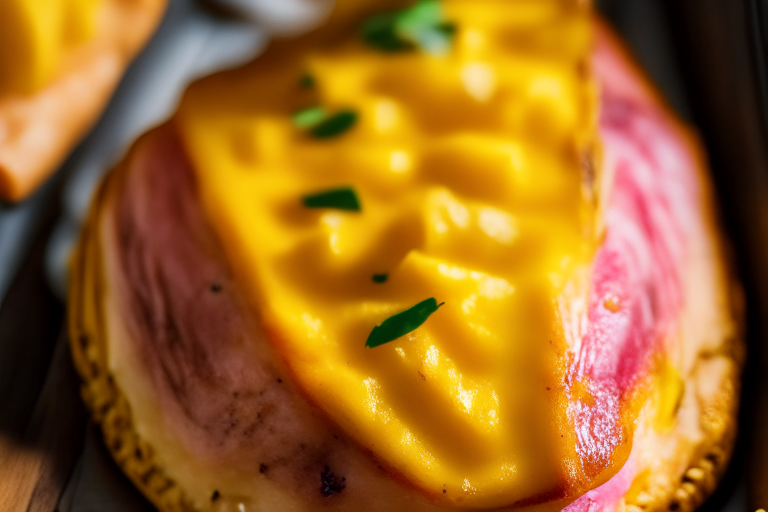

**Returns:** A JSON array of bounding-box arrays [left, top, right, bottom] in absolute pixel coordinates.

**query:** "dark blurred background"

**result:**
[[0, 0, 765, 510]]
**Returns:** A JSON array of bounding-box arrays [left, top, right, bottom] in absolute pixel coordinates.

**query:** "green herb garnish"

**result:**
[[365, 298, 444, 348], [302, 187, 361, 211], [292, 107, 358, 139], [361, 0, 456, 56], [292, 106, 327, 129], [299, 73, 315, 88], [361, 11, 412, 52], [372, 273, 389, 283], [310, 110, 358, 139]]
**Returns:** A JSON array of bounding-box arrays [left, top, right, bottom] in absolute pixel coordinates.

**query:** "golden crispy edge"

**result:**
[[67, 26, 744, 512], [0, 0, 167, 202], [68, 126, 199, 512]]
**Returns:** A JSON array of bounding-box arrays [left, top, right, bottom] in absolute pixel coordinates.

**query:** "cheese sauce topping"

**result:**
[[178, 0, 598, 506], [0, 0, 102, 95]]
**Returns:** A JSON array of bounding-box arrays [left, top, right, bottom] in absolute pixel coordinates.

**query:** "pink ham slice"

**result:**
[[103, 22, 723, 511], [565, 25, 720, 512], [565, 32, 693, 481], [110, 123, 379, 506], [108, 124, 451, 511]]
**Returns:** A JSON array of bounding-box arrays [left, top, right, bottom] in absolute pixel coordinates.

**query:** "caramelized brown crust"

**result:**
[[0, 0, 166, 202]]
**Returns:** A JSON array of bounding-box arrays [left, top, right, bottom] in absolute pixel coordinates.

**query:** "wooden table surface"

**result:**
[[0, 195, 154, 512]]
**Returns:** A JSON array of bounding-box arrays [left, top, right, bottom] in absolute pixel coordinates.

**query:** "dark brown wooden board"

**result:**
[[0, 194, 156, 512]]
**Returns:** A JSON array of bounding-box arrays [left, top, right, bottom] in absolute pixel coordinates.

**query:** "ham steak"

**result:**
[[68, 14, 741, 512]]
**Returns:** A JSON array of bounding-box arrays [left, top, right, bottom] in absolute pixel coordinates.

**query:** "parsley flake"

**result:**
[[299, 73, 315, 88], [365, 298, 444, 348], [361, 0, 456, 56], [302, 187, 361, 211], [292, 106, 327, 129], [292, 106, 358, 139], [372, 274, 389, 283], [310, 110, 358, 139]]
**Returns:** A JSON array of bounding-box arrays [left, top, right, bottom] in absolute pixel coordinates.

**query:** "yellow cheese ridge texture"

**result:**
[[177, 0, 598, 507], [0, 0, 101, 95]]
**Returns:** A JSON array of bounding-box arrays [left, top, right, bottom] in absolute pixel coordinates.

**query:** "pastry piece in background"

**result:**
[[69, 1, 742, 511], [0, 0, 167, 201]]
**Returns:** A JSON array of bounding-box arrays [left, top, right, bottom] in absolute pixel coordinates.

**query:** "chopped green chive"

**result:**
[[372, 274, 389, 284], [292, 106, 358, 139], [302, 187, 361, 211], [292, 106, 327, 129], [437, 21, 457, 37], [365, 298, 444, 348], [361, 0, 456, 56], [362, 12, 413, 52], [299, 73, 315, 88], [310, 110, 358, 139]]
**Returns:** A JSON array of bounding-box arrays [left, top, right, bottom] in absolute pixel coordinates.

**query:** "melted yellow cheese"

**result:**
[[0, 0, 101, 95], [178, 0, 598, 507]]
